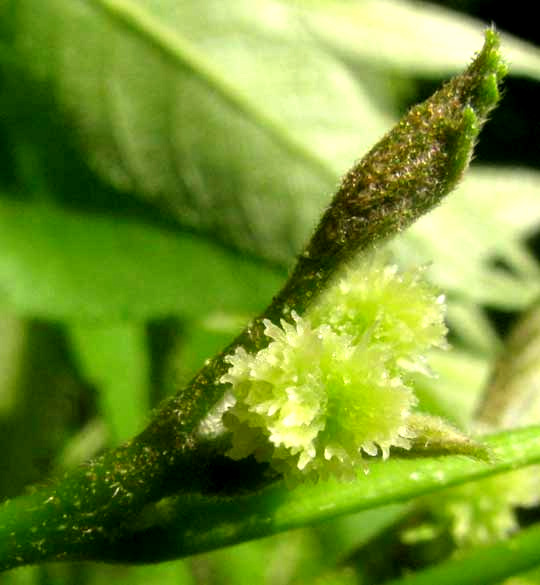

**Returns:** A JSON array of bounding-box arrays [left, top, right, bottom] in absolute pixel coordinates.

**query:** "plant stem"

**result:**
[[2, 425, 537, 569]]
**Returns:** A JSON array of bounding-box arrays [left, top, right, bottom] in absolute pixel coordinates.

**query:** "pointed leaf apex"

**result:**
[[405, 413, 492, 461]]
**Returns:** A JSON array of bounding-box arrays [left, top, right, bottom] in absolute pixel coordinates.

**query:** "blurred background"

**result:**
[[1, 1, 540, 583]]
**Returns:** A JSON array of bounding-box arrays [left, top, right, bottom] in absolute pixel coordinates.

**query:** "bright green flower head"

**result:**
[[221, 253, 447, 483], [411, 467, 540, 549]]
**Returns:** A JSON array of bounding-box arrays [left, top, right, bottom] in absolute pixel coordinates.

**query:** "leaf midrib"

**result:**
[[88, 0, 337, 184]]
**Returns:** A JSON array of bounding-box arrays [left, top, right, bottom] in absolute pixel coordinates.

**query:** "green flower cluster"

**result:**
[[220, 254, 447, 483], [418, 467, 540, 549]]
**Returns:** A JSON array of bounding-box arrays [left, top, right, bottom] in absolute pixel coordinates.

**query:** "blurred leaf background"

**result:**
[[1, 0, 540, 583]]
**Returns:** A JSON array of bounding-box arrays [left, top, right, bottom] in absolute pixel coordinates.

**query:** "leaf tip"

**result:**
[[469, 28, 507, 113], [406, 413, 491, 461]]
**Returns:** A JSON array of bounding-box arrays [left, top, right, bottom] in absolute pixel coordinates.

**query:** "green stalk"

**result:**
[[2, 425, 539, 568]]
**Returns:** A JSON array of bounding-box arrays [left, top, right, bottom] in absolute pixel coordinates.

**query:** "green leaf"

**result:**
[[171, 313, 250, 387], [477, 298, 540, 430], [68, 323, 150, 444], [0, 199, 282, 321], [394, 168, 540, 310], [9, 0, 392, 265], [292, 0, 540, 80], [7, 1, 538, 318], [413, 349, 491, 428], [444, 300, 501, 356]]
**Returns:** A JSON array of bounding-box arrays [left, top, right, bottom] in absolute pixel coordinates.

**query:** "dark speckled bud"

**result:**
[[275, 29, 507, 318]]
